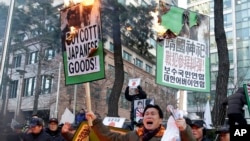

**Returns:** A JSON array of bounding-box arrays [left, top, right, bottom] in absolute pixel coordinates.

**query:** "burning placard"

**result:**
[[156, 2, 210, 92], [60, 0, 104, 85]]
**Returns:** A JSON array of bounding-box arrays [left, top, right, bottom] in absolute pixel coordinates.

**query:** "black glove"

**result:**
[[137, 85, 142, 90]]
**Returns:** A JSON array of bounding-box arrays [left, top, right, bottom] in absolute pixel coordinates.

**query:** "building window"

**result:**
[[9, 80, 18, 98], [123, 51, 132, 62], [135, 58, 143, 68], [23, 77, 36, 97], [106, 88, 111, 104], [41, 75, 53, 94], [45, 48, 55, 60], [124, 72, 129, 84], [27, 51, 38, 64], [146, 64, 152, 74], [109, 42, 114, 52], [119, 93, 129, 109], [13, 54, 22, 68], [108, 64, 115, 77]]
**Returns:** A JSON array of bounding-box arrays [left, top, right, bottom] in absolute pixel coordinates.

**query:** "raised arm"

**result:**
[[86, 111, 133, 141], [125, 86, 133, 101], [137, 85, 147, 99]]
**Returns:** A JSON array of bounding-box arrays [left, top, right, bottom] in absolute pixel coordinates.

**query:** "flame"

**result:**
[[64, 0, 94, 7], [66, 26, 78, 43], [150, 11, 166, 36]]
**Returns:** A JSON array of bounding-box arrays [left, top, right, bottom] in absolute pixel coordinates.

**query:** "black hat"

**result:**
[[49, 118, 58, 124], [190, 120, 205, 128], [215, 126, 229, 134], [29, 118, 43, 127]]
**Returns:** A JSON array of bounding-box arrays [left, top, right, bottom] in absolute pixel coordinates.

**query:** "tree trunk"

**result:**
[[212, 0, 229, 127], [32, 47, 43, 115], [107, 5, 124, 117]]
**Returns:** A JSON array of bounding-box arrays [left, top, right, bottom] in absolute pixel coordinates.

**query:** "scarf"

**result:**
[[137, 125, 165, 141]]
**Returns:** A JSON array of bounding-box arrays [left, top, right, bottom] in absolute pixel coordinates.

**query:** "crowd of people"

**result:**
[[4, 86, 248, 141], [6, 116, 65, 141]]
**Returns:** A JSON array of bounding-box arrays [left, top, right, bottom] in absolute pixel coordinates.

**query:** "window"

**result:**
[[106, 88, 111, 104], [27, 51, 38, 64], [146, 64, 152, 74], [124, 72, 129, 84], [123, 51, 132, 62], [9, 80, 18, 98], [119, 93, 129, 109], [108, 64, 115, 77], [41, 75, 53, 94], [45, 48, 55, 60], [23, 77, 36, 96], [135, 58, 143, 68], [13, 54, 22, 68], [109, 42, 114, 52]]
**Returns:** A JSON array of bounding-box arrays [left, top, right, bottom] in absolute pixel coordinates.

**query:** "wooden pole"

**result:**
[[85, 82, 92, 126], [178, 90, 184, 111]]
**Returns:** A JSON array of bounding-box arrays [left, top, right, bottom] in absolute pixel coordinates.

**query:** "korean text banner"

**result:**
[[156, 3, 210, 92], [60, 0, 105, 85]]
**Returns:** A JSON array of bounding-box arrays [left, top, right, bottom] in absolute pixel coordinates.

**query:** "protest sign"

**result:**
[[60, 0, 104, 85], [156, 3, 210, 92], [128, 78, 141, 88]]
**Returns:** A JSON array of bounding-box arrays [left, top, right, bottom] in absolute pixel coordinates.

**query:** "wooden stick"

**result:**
[[85, 82, 93, 126]]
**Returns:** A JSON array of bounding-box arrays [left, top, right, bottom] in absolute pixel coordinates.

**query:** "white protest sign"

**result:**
[[128, 78, 141, 88], [60, 108, 75, 124], [103, 117, 126, 128]]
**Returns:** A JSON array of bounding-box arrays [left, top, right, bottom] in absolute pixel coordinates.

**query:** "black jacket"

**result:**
[[223, 87, 247, 115], [125, 86, 147, 120], [45, 128, 66, 141], [21, 130, 51, 141]]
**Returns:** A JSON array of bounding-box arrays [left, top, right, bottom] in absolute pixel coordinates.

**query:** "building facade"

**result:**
[[186, 0, 250, 117]]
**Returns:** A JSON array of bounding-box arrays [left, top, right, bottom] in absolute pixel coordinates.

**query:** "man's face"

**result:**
[[49, 122, 58, 131], [219, 133, 230, 141], [191, 126, 204, 141], [143, 107, 163, 130], [30, 125, 43, 134]]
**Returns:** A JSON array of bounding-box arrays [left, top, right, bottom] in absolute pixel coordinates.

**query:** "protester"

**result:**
[[75, 109, 87, 126], [125, 85, 147, 129], [190, 120, 211, 141], [215, 125, 230, 141], [222, 87, 247, 127], [45, 118, 65, 141], [61, 104, 195, 141], [6, 124, 23, 141], [21, 117, 51, 141]]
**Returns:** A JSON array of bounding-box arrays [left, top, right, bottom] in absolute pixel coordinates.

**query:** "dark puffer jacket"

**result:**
[[125, 86, 147, 121], [223, 87, 247, 115]]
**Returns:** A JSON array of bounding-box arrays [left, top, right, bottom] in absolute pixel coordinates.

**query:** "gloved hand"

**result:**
[[126, 86, 129, 90], [137, 85, 142, 90]]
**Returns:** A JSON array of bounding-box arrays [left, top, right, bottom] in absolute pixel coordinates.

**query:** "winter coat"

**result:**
[[125, 86, 147, 120], [45, 128, 66, 141], [21, 130, 51, 141], [223, 87, 247, 115], [91, 118, 195, 141]]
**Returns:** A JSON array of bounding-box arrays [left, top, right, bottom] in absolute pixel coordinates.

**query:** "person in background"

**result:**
[[190, 120, 211, 141], [75, 109, 87, 127], [125, 85, 147, 130], [21, 117, 51, 141], [45, 118, 65, 141], [215, 125, 230, 141], [222, 87, 247, 127], [61, 104, 196, 141], [6, 124, 24, 141]]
